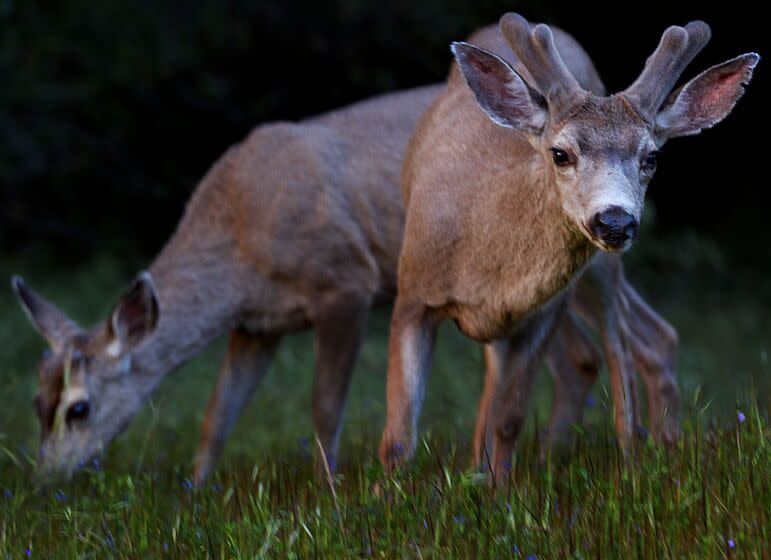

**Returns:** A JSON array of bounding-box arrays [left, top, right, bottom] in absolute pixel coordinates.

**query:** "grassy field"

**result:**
[[0, 242, 769, 558]]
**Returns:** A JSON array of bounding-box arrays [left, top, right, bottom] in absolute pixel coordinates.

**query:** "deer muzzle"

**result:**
[[590, 206, 639, 251]]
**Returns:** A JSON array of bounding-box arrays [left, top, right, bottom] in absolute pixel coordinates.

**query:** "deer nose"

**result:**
[[590, 206, 638, 250]]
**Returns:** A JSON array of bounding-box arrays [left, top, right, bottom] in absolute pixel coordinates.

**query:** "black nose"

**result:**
[[590, 206, 638, 249]]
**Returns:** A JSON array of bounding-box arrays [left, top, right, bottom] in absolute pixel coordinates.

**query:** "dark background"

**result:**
[[1, 0, 767, 262]]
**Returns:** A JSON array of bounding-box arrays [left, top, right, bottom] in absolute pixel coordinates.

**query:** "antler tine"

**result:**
[[499, 13, 585, 113], [624, 21, 711, 115]]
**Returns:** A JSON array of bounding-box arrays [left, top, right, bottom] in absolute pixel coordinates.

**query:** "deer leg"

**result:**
[[574, 258, 639, 451], [311, 291, 370, 476], [489, 303, 564, 485], [623, 282, 681, 444], [473, 339, 510, 470], [600, 306, 638, 450], [544, 308, 601, 451], [193, 330, 280, 485], [378, 297, 438, 473]]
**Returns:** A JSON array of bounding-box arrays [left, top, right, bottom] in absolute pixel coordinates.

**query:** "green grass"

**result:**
[[0, 248, 769, 558]]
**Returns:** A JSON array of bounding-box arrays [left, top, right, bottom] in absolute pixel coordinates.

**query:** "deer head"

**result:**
[[12, 273, 159, 475], [453, 13, 759, 252]]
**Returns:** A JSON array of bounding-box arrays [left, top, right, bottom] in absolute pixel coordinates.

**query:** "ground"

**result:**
[[0, 234, 768, 558]]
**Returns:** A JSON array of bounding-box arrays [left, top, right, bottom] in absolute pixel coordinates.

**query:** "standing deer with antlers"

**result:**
[[382, 12, 757, 482], [13, 20, 691, 481], [457, 24, 681, 467]]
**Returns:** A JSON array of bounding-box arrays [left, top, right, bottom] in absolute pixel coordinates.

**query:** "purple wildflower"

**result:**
[[452, 514, 465, 525], [25, 548, 31, 557], [585, 394, 597, 409], [421, 519, 428, 530], [182, 478, 194, 491], [512, 544, 520, 554], [526, 555, 538, 560], [54, 490, 67, 503], [728, 538, 735, 549], [105, 532, 116, 549], [737, 411, 746, 424], [505, 502, 512, 513], [163, 543, 169, 552], [3, 488, 11, 498]]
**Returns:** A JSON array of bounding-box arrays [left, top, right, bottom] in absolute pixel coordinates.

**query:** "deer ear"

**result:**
[[452, 42, 547, 133], [106, 272, 159, 357], [11, 276, 81, 352], [655, 53, 759, 139]]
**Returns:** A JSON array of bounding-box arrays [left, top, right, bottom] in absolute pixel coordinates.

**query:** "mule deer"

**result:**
[[14, 22, 685, 481], [381, 12, 757, 483], [457, 24, 681, 470], [12, 84, 439, 479]]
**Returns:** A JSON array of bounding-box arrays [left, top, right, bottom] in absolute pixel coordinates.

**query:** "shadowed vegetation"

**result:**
[[0, 241, 768, 557]]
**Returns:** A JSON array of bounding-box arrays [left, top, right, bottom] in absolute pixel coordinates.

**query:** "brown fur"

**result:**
[[472, 253, 681, 467], [380, 13, 757, 484]]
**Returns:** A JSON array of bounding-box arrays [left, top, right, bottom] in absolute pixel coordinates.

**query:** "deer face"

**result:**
[[12, 274, 159, 476], [539, 96, 657, 251], [453, 14, 759, 253]]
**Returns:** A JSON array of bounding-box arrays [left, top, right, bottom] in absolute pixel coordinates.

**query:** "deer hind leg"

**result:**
[[193, 330, 281, 485], [311, 291, 371, 476], [598, 300, 640, 450], [378, 296, 438, 473], [473, 339, 510, 471], [623, 282, 681, 444], [575, 259, 640, 452], [544, 308, 601, 452], [489, 302, 565, 485]]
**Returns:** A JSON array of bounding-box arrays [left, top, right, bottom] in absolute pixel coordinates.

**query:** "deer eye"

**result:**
[[66, 400, 90, 425], [550, 147, 572, 166], [643, 151, 659, 169]]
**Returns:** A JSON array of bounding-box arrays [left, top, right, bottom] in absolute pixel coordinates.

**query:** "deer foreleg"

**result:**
[[193, 330, 280, 485], [311, 291, 371, 476], [378, 297, 438, 473]]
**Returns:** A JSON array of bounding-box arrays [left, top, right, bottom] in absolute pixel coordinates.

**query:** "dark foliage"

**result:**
[[0, 0, 767, 258]]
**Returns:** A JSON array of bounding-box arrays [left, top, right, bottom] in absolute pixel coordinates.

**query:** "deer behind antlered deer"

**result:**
[[13, 21, 692, 481], [381, 13, 757, 482]]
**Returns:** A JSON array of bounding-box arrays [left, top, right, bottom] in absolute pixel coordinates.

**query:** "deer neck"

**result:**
[[130, 233, 242, 393], [456, 154, 597, 332], [523, 168, 596, 291]]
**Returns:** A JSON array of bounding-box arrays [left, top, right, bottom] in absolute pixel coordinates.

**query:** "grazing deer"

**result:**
[[14, 22, 684, 482], [11, 84, 441, 480], [382, 12, 757, 483]]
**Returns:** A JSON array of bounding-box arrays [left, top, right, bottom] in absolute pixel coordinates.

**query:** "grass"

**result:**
[[0, 244, 769, 558]]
